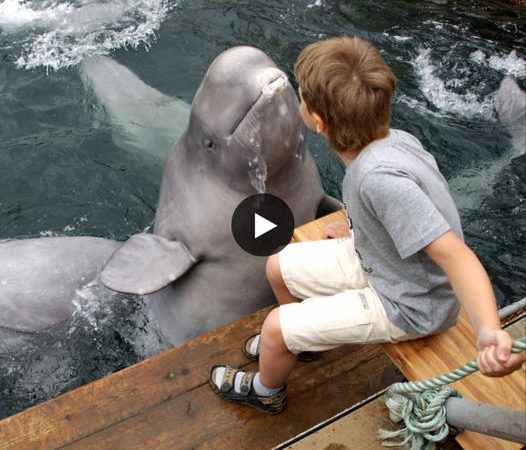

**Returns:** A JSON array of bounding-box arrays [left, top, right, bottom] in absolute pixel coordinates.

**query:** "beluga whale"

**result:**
[[495, 75, 525, 155], [80, 56, 191, 168], [0, 46, 341, 347]]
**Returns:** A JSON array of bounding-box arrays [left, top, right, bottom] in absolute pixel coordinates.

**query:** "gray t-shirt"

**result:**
[[343, 129, 462, 336]]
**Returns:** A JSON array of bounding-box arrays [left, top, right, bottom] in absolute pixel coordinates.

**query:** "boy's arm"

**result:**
[[424, 230, 526, 377]]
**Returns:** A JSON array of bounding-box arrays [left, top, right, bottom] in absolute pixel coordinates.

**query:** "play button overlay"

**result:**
[[254, 213, 277, 238], [232, 194, 294, 256]]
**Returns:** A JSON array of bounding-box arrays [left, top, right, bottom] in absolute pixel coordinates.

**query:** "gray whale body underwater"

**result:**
[[0, 46, 341, 347]]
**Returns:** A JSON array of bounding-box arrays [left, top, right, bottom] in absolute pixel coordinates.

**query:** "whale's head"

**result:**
[[185, 46, 305, 193]]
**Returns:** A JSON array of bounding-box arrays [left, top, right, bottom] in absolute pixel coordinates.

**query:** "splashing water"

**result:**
[[0, 281, 163, 419], [470, 50, 526, 80], [0, 0, 171, 70], [412, 47, 497, 120]]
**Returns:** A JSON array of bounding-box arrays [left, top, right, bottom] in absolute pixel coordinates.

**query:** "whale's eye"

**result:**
[[204, 138, 215, 150]]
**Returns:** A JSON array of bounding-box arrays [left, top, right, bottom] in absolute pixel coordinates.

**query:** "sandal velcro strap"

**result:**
[[259, 389, 286, 407], [239, 371, 255, 396], [220, 365, 237, 392]]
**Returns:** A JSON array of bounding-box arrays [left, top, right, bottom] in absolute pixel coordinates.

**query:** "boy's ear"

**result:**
[[312, 112, 327, 134]]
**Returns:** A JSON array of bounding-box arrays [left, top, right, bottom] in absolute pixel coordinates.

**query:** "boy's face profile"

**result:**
[[298, 88, 326, 135]]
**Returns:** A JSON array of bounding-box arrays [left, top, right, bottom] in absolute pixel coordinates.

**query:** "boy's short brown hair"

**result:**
[[295, 36, 396, 153]]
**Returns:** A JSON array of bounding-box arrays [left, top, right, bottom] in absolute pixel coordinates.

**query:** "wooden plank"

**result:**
[[284, 397, 395, 450], [0, 310, 401, 450], [383, 314, 525, 450], [505, 314, 526, 340], [283, 397, 462, 450], [60, 346, 396, 449], [292, 210, 348, 242], [0, 307, 271, 450]]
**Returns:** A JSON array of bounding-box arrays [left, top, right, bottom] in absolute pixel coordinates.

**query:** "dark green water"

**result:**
[[0, 0, 524, 419]]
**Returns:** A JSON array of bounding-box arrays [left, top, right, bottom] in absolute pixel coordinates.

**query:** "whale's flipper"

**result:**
[[101, 234, 196, 295], [80, 56, 191, 161], [316, 194, 345, 218]]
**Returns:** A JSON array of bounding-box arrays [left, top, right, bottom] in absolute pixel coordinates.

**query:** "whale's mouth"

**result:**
[[229, 71, 288, 137]]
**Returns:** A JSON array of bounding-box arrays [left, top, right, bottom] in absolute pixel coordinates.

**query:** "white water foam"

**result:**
[[307, 0, 324, 8], [409, 47, 525, 210], [412, 48, 496, 120], [0, 0, 171, 71], [470, 50, 526, 79], [68, 279, 114, 333]]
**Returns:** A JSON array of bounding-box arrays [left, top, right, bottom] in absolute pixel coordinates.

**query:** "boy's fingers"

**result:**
[[494, 332, 512, 362], [479, 346, 502, 376], [504, 351, 526, 370], [478, 347, 526, 377]]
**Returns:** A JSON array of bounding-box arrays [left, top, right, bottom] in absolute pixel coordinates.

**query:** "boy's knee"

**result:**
[[262, 308, 284, 343], [266, 254, 283, 286]]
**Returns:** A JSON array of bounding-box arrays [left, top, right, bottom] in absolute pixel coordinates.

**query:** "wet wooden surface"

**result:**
[[0, 309, 401, 450]]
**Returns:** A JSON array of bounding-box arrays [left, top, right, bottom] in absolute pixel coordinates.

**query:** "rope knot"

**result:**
[[378, 386, 460, 450]]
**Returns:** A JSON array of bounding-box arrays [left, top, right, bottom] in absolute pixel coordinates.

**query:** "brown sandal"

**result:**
[[208, 364, 287, 414]]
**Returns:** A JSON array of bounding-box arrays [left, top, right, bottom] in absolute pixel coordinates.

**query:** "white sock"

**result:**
[[212, 368, 283, 396], [252, 372, 282, 396], [249, 334, 260, 355]]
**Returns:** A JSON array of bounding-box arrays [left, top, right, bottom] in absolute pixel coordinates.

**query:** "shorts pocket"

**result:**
[[318, 291, 374, 344]]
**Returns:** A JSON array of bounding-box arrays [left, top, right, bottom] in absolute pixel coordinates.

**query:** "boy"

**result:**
[[209, 36, 525, 414]]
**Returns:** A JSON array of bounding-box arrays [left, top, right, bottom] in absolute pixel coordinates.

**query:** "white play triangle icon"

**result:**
[[254, 213, 277, 239]]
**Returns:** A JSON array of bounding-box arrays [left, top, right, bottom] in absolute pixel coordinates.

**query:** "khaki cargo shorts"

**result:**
[[278, 237, 412, 355]]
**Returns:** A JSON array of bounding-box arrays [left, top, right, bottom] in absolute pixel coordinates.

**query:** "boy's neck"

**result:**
[[338, 131, 390, 167]]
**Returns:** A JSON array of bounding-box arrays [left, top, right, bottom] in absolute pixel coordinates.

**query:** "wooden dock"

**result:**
[[0, 306, 403, 449], [0, 210, 524, 449]]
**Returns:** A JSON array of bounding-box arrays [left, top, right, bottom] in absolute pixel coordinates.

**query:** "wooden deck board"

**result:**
[[61, 345, 394, 450], [283, 396, 462, 450], [0, 307, 273, 449], [0, 307, 401, 450]]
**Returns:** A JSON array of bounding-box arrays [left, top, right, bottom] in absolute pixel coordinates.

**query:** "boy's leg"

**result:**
[[258, 308, 297, 388], [266, 254, 298, 305], [209, 287, 410, 413], [247, 238, 369, 361], [255, 286, 409, 392], [272, 238, 369, 303], [278, 287, 411, 355]]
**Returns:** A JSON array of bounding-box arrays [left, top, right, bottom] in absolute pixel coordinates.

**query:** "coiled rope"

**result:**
[[378, 337, 526, 450]]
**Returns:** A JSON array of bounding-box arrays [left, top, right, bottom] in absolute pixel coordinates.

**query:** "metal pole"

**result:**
[[499, 297, 526, 320], [445, 397, 526, 444]]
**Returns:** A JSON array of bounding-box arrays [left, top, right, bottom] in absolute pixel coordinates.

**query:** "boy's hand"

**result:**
[[476, 329, 526, 377], [324, 220, 351, 239]]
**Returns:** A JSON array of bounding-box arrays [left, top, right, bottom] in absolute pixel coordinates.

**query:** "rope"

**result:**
[[377, 336, 526, 450]]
